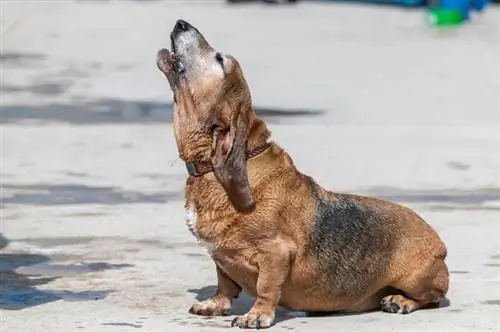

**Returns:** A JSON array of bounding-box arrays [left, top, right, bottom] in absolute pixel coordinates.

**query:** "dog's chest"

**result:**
[[185, 202, 216, 254]]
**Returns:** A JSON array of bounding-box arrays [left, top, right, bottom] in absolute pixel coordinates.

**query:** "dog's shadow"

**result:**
[[188, 285, 452, 325], [188, 285, 296, 324]]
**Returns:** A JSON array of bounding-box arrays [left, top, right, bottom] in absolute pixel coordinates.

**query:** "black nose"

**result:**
[[174, 19, 192, 33]]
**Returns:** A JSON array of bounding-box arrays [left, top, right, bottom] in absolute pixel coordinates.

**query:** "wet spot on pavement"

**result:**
[[190, 320, 232, 329], [2, 183, 180, 206], [57, 67, 91, 79], [2, 82, 72, 96], [183, 253, 206, 259], [490, 254, 500, 260], [0, 234, 9, 250], [429, 205, 500, 211], [15, 236, 101, 247], [0, 268, 112, 310], [0, 52, 46, 68], [482, 300, 500, 305], [0, 98, 323, 125], [0, 253, 50, 270], [364, 187, 500, 205], [137, 239, 196, 250], [115, 64, 135, 71], [447, 161, 470, 170], [65, 171, 89, 178], [484, 263, 500, 267], [102, 322, 143, 328], [255, 107, 323, 122], [169, 317, 182, 322], [136, 239, 166, 247], [137, 173, 170, 180], [450, 270, 470, 274], [0, 249, 122, 310], [60, 211, 107, 218], [88, 62, 102, 70], [16, 262, 133, 277], [15, 236, 196, 252]]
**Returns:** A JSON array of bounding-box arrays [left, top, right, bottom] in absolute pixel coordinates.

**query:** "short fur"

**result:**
[[157, 19, 449, 329]]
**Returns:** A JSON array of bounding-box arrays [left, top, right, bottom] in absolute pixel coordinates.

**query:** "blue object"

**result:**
[[426, 0, 490, 25], [471, 0, 489, 11]]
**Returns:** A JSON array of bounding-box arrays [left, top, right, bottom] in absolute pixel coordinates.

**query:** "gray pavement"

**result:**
[[1, 1, 500, 331]]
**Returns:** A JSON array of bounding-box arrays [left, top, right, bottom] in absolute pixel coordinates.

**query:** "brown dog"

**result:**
[[157, 19, 449, 329]]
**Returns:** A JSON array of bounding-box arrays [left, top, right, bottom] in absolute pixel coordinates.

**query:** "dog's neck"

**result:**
[[185, 114, 271, 177]]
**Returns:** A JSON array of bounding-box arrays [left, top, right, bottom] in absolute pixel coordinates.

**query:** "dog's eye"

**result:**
[[215, 53, 224, 66]]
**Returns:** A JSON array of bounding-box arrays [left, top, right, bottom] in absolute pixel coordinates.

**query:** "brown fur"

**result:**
[[158, 20, 449, 329]]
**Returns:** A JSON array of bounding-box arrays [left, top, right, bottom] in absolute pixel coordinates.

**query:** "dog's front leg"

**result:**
[[231, 250, 291, 329], [189, 265, 242, 316]]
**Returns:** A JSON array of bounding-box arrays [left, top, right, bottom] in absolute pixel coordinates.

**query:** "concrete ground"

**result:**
[[1, 1, 499, 331]]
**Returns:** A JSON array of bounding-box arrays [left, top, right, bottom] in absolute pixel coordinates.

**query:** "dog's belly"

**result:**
[[280, 275, 376, 312], [280, 260, 378, 312], [215, 253, 376, 312]]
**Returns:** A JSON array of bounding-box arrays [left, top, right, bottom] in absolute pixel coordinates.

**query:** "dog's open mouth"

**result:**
[[157, 34, 185, 80], [157, 48, 184, 76]]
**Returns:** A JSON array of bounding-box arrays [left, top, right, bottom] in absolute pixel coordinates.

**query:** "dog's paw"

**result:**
[[188, 298, 231, 316], [380, 295, 418, 314], [231, 311, 275, 329]]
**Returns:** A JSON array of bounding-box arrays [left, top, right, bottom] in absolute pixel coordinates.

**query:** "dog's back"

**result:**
[[281, 174, 448, 312]]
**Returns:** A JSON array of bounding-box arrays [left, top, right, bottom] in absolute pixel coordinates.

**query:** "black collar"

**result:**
[[185, 142, 272, 177]]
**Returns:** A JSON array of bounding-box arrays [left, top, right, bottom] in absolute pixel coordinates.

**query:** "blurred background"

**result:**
[[1, 1, 499, 331]]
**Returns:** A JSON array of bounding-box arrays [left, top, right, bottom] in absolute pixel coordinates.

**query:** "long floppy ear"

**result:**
[[211, 98, 255, 213]]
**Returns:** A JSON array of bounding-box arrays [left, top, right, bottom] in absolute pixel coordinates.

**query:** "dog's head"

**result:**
[[157, 19, 267, 213]]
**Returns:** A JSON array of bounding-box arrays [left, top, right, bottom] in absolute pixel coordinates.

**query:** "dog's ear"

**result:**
[[211, 96, 255, 213]]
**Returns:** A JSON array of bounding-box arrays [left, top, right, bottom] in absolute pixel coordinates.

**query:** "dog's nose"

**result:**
[[174, 19, 192, 33]]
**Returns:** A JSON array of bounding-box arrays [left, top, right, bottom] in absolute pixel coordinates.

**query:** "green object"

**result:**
[[427, 8, 465, 25]]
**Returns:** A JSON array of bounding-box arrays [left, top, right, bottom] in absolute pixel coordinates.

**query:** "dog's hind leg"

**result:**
[[189, 265, 242, 316], [381, 258, 449, 314]]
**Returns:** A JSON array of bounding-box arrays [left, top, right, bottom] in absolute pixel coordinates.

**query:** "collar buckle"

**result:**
[[185, 162, 200, 177]]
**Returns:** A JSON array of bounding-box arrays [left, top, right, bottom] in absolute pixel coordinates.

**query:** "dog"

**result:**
[[157, 19, 449, 329]]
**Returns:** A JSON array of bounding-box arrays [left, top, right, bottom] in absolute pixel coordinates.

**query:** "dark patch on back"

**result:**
[[307, 177, 395, 297]]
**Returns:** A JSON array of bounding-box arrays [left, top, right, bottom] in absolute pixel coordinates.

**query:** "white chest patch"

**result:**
[[185, 204, 198, 237], [185, 202, 216, 255]]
